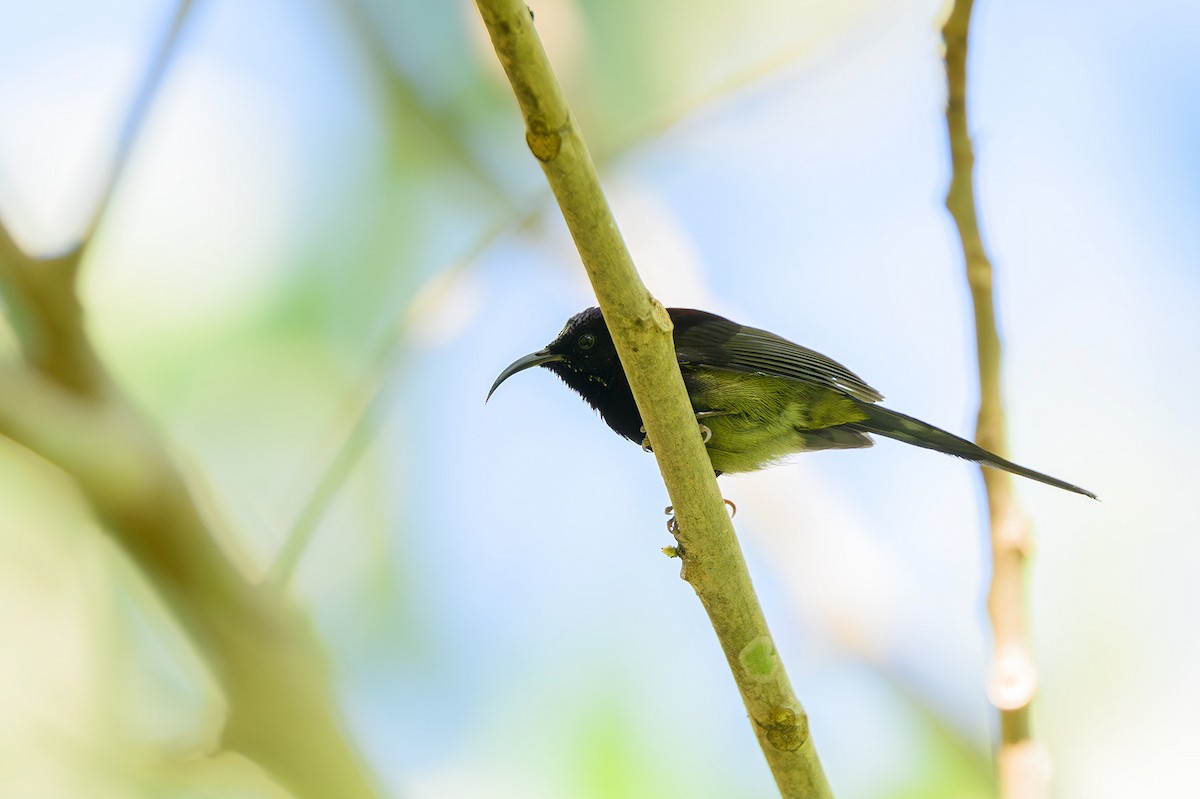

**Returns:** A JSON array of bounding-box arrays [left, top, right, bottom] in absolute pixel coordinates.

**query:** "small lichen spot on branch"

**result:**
[[739, 635, 779, 682]]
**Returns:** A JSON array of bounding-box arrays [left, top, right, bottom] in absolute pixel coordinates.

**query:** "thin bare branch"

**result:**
[[338, 0, 517, 206], [268, 206, 539, 586], [80, 0, 199, 248], [942, 2, 1049, 796], [0, 0, 198, 388]]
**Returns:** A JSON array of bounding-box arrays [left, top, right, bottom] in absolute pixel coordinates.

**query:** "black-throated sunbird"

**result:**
[[488, 307, 1094, 499]]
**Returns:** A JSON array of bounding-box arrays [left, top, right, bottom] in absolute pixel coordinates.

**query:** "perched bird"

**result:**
[[488, 307, 1095, 498]]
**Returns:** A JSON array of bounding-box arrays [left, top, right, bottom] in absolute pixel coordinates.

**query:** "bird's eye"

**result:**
[[578, 333, 596, 350]]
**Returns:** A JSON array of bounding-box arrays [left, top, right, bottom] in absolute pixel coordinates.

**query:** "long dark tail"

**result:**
[[848, 404, 1096, 499]]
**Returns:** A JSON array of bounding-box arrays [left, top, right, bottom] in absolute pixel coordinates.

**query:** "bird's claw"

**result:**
[[663, 498, 735, 533], [698, 424, 712, 444]]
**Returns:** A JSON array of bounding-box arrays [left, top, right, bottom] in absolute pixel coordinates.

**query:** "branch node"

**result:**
[[987, 644, 1039, 711], [756, 705, 808, 753], [525, 122, 565, 162], [995, 507, 1033, 554], [649, 301, 673, 333]]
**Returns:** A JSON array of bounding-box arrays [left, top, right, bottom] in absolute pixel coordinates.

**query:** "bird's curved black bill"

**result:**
[[486, 348, 563, 402]]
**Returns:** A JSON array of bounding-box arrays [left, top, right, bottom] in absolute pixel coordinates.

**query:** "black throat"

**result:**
[[545, 361, 644, 444]]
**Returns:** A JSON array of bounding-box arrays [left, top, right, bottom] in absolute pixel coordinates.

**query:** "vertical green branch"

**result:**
[[472, 1, 833, 796], [941, 2, 1049, 797]]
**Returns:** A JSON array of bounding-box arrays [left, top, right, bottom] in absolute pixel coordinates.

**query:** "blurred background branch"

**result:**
[[81, 0, 196, 245], [0, 2, 381, 797], [942, 1, 1048, 796]]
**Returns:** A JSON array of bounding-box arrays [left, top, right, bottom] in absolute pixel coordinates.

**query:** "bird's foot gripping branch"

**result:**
[[663, 500, 736, 537]]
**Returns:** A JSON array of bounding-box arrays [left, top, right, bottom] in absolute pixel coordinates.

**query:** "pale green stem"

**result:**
[[472, 2, 834, 795]]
